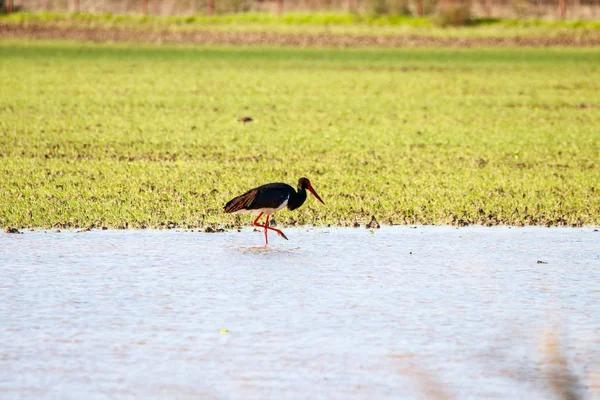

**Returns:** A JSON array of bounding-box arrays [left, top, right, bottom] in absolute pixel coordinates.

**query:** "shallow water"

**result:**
[[1, 226, 599, 399]]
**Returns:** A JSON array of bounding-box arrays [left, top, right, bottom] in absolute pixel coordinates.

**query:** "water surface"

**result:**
[[1, 227, 599, 399]]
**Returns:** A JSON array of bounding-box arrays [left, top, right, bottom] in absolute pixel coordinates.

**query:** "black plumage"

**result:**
[[224, 183, 296, 214]]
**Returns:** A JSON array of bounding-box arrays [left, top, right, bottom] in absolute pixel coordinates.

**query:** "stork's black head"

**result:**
[[297, 177, 325, 205], [297, 177, 310, 190]]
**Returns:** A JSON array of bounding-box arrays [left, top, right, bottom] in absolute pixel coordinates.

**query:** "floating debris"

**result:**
[[365, 215, 380, 229], [237, 116, 253, 124], [3, 226, 20, 234]]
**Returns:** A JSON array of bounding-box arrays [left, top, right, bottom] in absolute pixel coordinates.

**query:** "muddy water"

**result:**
[[1, 227, 599, 399]]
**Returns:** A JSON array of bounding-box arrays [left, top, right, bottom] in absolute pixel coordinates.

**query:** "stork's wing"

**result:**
[[223, 183, 293, 214], [223, 188, 258, 213]]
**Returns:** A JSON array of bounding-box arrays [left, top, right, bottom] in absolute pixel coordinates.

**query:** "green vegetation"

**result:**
[[2, 11, 600, 38], [1, 40, 599, 229]]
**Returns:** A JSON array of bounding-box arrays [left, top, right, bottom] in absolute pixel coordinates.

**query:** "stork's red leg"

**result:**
[[252, 212, 264, 227], [264, 216, 288, 241], [252, 212, 268, 245], [252, 212, 288, 243], [264, 216, 270, 245]]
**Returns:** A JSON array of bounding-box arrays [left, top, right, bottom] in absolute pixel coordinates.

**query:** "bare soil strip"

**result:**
[[2, 23, 600, 47]]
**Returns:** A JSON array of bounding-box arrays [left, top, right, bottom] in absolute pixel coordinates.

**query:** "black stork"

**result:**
[[224, 177, 325, 245]]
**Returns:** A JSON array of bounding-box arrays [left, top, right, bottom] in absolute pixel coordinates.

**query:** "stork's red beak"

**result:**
[[307, 183, 325, 205]]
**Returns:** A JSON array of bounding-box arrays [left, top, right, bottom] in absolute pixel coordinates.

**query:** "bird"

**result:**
[[224, 177, 325, 245], [237, 116, 253, 124]]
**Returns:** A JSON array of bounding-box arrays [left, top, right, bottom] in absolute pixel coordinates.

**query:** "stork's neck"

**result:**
[[287, 187, 307, 211]]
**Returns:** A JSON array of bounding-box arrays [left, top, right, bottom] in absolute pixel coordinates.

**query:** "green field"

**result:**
[[1, 41, 599, 229]]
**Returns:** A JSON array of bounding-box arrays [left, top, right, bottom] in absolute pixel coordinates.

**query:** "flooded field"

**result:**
[[1, 227, 599, 399]]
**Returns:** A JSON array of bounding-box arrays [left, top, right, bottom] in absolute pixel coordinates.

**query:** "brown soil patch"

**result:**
[[2, 23, 600, 47]]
